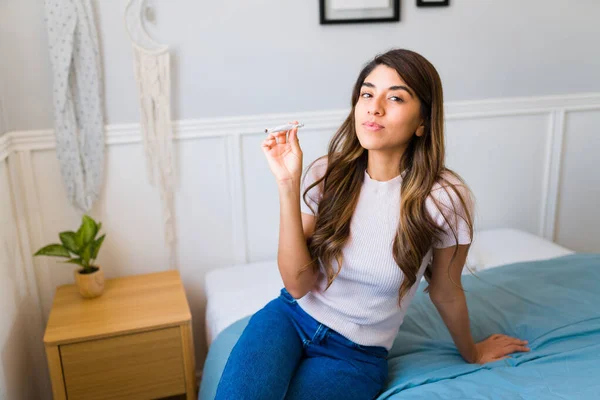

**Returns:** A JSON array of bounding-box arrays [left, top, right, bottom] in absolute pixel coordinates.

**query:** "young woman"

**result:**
[[215, 48, 530, 400]]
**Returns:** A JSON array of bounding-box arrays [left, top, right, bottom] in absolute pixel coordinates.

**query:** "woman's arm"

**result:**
[[261, 121, 319, 299], [428, 245, 479, 362], [277, 179, 319, 299], [428, 245, 530, 363]]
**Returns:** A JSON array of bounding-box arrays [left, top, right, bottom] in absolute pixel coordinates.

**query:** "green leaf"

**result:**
[[62, 258, 84, 266], [80, 241, 92, 266], [90, 234, 105, 260], [34, 244, 70, 258], [74, 227, 83, 249], [79, 215, 98, 247], [59, 231, 79, 253], [96, 222, 102, 238], [75, 224, 84, 248]]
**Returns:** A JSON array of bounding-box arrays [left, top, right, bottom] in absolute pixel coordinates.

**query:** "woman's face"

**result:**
[[354, 64, 424, 151]]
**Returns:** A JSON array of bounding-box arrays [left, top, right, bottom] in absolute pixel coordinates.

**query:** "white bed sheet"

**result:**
[[204, 228, 573, 346]]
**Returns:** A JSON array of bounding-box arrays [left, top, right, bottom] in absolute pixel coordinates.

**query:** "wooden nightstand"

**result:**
[[43, 270, 197, 400]]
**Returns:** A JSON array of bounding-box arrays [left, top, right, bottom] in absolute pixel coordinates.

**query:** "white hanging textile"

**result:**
[[43, 0, 105, 213], [125, 0, 177, 269]]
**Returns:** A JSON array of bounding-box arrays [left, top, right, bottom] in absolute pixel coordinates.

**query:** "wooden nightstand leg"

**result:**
[[45, 344, 67, 400], [180, 322, 197, 400]]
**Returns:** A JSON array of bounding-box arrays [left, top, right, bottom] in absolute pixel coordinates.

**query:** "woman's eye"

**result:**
[[360, 92, 404, 103], [360, 92, 402, 102]]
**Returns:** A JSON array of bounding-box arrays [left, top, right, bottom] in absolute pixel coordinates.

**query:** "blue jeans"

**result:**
[[214, 288, 389, 400]]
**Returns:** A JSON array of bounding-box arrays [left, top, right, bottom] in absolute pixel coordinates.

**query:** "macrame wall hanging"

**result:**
[[125, 0, 177, 269], [44, 0, 105, 213]]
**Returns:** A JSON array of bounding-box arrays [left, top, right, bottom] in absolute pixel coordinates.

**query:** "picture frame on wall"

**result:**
[[416, 0, 449, 7], [319, 0, 400, 25]]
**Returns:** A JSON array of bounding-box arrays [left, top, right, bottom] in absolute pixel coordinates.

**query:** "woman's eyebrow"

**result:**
[[362, 81, 414, 98]]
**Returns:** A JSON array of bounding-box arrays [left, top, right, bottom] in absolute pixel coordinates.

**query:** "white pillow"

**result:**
[[467, 228, 573, 272]]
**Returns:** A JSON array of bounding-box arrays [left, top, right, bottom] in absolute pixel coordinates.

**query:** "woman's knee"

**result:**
[[247, 297, 290, 327], [284, 357, 386, 400]]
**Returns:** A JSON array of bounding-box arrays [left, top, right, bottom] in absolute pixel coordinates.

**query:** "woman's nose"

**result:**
[[367, 99, 384, 116]]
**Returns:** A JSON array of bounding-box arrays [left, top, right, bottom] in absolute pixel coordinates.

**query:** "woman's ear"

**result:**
[[416, 123, 425, 137]]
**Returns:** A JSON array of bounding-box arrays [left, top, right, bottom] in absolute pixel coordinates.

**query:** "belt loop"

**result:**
[[312, 324, 329, 344]]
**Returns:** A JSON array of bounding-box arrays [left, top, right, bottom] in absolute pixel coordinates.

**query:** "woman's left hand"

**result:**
[[473, 334, 530, 364]]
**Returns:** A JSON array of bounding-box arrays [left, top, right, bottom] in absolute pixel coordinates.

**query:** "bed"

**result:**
[[199, 229, 600, 399], [203, 228, 573, 347]]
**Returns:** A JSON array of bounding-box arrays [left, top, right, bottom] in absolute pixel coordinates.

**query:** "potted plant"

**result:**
[[34, 215, 106, 299]]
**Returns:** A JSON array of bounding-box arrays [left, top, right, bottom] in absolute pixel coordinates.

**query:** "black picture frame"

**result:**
[[319, 0, 400, 25], [416, 0, 449, 7]]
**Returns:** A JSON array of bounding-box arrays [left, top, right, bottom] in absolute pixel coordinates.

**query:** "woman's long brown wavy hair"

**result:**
[[301, 48, 475, 307]]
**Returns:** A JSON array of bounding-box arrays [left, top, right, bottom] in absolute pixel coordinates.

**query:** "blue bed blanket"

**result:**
[[200, 253, 600, 399]]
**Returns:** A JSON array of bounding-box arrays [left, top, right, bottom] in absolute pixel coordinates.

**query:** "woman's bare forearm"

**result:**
[[277, 180, 318, 298]]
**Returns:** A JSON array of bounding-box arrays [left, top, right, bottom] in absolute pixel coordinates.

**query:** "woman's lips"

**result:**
[[363, 121, 384, 131]]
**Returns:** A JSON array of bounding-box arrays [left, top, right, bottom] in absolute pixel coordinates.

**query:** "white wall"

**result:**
[[555, 110, 600, 251], [0, 0, 599, 131], [0, 0, 8, 137], [0, 99, 6, 136], [0, 76, 6, 136], [0, 154, 48, 400]]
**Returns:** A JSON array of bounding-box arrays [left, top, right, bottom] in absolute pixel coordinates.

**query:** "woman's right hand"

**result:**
[[261, 120, 303, 185]]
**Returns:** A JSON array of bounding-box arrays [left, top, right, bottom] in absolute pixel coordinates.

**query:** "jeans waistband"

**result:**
[[279, 287, 389, 358]]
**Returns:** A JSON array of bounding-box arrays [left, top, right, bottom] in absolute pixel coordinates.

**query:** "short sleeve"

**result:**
[[300, 157, 327, 216], [426, 177, 474, 249]]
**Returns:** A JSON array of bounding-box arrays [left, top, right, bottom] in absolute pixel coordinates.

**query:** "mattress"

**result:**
[[204, 228, 573, 346], [200, 253, 600, 399]]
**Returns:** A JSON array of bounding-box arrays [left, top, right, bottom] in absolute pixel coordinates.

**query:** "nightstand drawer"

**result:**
[[60, 326, 186, 400]]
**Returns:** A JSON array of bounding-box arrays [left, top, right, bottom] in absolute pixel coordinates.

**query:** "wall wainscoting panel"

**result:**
[[1, 93, 599, 382], [555, 109, 600, 252], [0, 155, 50, 399]]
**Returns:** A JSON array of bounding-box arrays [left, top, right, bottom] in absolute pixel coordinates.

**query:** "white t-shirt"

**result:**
[[297, 157, 474, 350]]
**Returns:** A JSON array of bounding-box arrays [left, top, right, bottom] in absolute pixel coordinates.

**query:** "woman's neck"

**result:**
[[366, 150, 405, 182]]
